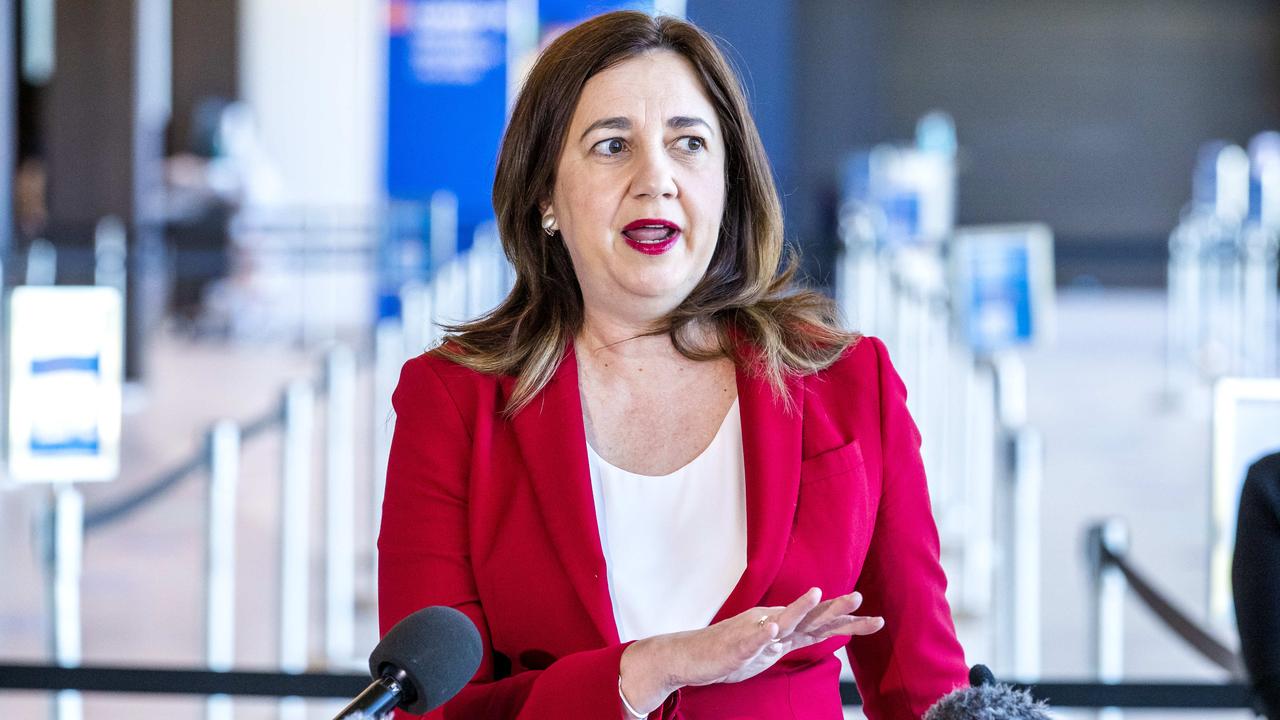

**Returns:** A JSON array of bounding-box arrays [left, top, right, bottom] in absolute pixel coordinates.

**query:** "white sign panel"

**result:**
[[949, 223, 1056, 354], [1208, 377, 1280, 623], [8, 286, 123, 483]]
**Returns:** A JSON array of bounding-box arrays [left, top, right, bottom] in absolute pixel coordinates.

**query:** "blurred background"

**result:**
[[0, 1, 1278, 718]]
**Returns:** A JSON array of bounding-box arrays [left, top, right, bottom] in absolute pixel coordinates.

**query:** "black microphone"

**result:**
[[334, 606, 483, 719], [922, 664, 1051, 720], [969, 664, 996, 688]]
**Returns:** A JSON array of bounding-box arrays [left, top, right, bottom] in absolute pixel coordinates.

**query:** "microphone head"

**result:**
[[968, 664, 997, 688], [923, 679, 1051, 720], [370, 606, 483, 715]]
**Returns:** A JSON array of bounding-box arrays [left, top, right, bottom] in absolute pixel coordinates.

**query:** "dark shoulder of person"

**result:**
[[1234, 451, 1280, 719]]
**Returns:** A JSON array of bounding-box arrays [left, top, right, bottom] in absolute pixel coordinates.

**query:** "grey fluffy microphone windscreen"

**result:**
[[923, 664, 1051, 720]]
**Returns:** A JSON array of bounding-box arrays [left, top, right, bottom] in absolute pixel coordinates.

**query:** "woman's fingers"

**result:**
[[703, 589, 884, 687], [771, 587, 823, 638], [796, 591, 862, 634], [812, 614, 884, 638], [730, 610, 781, 657]]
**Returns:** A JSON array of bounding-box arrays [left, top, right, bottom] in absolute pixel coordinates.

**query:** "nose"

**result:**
[[630, 145, 678, 200]]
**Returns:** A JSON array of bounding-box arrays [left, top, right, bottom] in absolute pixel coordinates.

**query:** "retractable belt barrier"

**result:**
[[0, 664, 1256, 709], [81, 404, 284, 533], [1089, 523, 1245, 677]]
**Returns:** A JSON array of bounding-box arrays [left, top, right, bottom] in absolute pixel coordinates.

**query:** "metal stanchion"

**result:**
[[372, 318, 403, 549], [48, 484, 84, 720], [325, 348, 357, 666], [1165, 222, 1199, 400], [992, 352, 1028, 428], [434, 260, 466, 337], [917, 291, 949, 501], [429, 190, 458, 272], [1207, 146, 1250, 378], [94, 216, 128, 293], [990, 351, 1040, 677], [1241, 226, 1278, 377], [960, 359, 996, 617], [279, 381, 314, 720], [466, 240, 489, 319], [26, 237, 56, 285], [1165, 144, 1252, 392], [399, 280, 428, 356], [1088, 519, 1129, 720], [1011, 428, 1043, 678], [206, 421, 240, 720], [835, 207, 879, 335]]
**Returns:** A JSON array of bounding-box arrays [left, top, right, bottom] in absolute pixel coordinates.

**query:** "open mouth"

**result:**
[[621, 225, 678, 243], [619, 215, 680, 240], [621, 219, 682, 255]]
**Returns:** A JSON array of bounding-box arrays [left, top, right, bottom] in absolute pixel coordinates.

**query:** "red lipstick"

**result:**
[[621, 218, 681, 255]]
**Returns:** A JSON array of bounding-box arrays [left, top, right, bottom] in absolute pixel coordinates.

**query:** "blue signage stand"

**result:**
[[382, 0, 510, 319], [950, 224, 1055, 355], [380, 0, 671, 322]]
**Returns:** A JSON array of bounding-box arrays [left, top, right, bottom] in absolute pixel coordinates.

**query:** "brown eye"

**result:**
[[676, 136, 706, 153], [593, 138, 627, 156]]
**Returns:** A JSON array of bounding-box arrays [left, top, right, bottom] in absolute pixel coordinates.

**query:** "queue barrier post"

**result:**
[[325, 346, 358, 666], [205, 420, 241, 720], [1087, 519, 1129, 720], [47, 484, 85, 720], [279, 380, 315, 720]]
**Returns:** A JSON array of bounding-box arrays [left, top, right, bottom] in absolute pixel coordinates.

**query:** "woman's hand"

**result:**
[[684, 587, 884, 685], [619, 588, 883, 713]]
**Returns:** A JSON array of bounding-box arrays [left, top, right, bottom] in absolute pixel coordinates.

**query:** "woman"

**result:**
[[379, 11, 967, 719]]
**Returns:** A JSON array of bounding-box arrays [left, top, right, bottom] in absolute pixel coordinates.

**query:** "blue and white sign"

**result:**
[[539, 0, 664, 42], [8, 286, 123, 483], [384, 0, 508, 243], [950, 224, 1055, 354], [840, 143, 955, 248], [382, 0, 510, 322]]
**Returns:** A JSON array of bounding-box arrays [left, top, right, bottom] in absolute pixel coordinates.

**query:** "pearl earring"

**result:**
[[541, 213, 557, 236]]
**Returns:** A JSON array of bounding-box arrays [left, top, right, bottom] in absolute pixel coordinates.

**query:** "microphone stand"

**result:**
[[333, 668, 412, 720]]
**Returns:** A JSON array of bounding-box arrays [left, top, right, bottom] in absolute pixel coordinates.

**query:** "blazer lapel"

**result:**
[[509, 344, 621, 646], [712, 363, 803, 623], [509, 339, 803, 640]]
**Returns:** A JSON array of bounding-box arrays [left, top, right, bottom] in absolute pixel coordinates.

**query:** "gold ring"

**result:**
[[757, 615, 770, 628]]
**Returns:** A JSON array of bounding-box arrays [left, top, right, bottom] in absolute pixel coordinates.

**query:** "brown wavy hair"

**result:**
[[436, 10, 856, 414]]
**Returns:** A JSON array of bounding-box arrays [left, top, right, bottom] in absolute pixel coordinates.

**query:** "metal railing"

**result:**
[[1085, 518, 1247, 719], [0, 663, 1258, 710], [41, 224, 509, 720], [1166, 141, 1280, 394], [835, 204, 1045, 678]]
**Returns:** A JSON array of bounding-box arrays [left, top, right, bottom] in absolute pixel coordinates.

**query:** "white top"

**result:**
[[586, 398, 748, 643]]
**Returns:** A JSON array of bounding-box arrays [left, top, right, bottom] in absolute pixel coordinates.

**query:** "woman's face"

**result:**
[[548, 50, 726, 322]]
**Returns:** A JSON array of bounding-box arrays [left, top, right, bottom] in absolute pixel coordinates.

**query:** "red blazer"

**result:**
[[379, 335, 967, 719]]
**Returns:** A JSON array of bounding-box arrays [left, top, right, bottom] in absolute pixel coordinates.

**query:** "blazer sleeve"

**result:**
[[379, 356, 655, 719], [844, 337, 968, 718]]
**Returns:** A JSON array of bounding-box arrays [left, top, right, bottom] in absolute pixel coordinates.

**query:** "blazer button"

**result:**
[[519, 649, 557, 670]]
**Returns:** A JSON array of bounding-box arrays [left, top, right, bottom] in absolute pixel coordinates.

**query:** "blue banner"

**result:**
[[540, 0, 653, 32], [385, 0, 508, 236], [380, 0, 667, 320]]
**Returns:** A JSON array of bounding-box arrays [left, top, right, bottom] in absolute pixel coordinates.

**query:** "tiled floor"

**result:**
[[0, 289, 1261, 719]]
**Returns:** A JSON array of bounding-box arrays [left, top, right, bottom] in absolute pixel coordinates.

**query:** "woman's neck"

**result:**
[[576, 307, 680, 365]]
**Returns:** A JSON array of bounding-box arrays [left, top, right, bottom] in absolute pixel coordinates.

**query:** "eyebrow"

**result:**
[[578, 115, 714, 142], [668, 116, 712, 133]]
